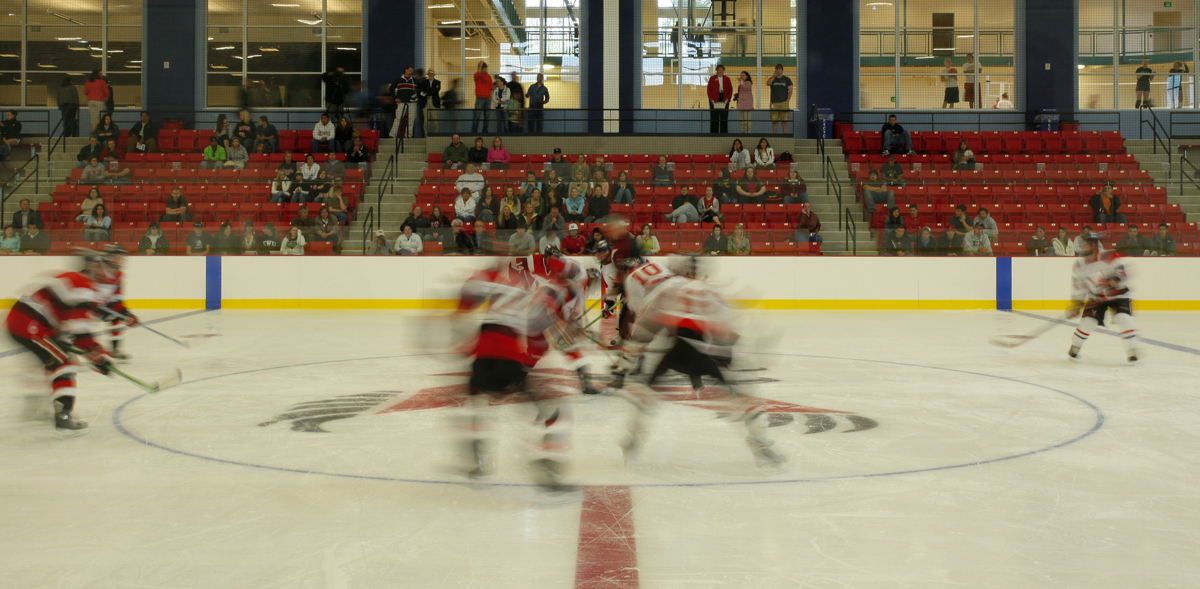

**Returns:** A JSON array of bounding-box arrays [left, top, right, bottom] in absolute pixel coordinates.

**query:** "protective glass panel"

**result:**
[[0, 72, 18, 107], [105, 70, 140, 107], [207, 0, 245, 27], [246, 27, 322, 72], [324, 29, 361, 72], [0, 31, 19, 70], [207, 72, 246, 107], [27, 0, 103, 26], [26, 26, 104, 71], [246, 0, 324, 27]]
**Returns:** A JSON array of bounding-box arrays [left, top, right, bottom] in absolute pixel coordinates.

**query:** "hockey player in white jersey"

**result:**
[[612, 255, 786, 469], [1068, 233, 1140, 363]]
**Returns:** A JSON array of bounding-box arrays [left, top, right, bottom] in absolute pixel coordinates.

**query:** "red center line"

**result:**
[[574, 485, 639, 589]]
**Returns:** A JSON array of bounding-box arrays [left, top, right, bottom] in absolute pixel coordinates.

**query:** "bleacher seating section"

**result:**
[[841, 130, 1198, 255]]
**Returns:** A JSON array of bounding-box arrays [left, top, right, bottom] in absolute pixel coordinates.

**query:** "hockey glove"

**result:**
[[85, 347, 114, 376], [602, 298, 617, 319]]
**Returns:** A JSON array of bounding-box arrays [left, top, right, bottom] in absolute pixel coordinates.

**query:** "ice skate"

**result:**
[[463, 439, 492, 480], [529, 458, 574, 493], [53, 401, 89, 437], [577, 368, 602, 396], [1068, 345, 1080, 359], [1127, 352, 1139, 364], [746, 437, 786, 470]]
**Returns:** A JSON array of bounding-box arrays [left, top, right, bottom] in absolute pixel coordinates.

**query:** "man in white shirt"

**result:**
[[994, 92, 1014, 109], [454, 163, 485, 197], [394, 225, 423, 255], [940, 58, 959, 109], [453, 188, 478, 224], [311, 113, 335, 153]]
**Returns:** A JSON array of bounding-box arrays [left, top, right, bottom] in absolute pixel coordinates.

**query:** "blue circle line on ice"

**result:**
[[112, 352, 1106, 488]]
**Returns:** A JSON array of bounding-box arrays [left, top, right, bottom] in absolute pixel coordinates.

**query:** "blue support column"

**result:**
[[1025, 0, 1076, 117], [996, 257, 1013, 311], [145, 0, 198, 120], [582, 0, 605, 133], [805, 0, 854, 139], [366, 0, 418, 101], [205, 256, 222, 311], [617, 0, 640, 134]]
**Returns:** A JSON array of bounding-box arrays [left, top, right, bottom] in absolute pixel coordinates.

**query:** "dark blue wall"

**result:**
[[805, 0, 855, 119], [365, 0, 418, 97], [583, 0, 603, 132], [618, 0, 640, 133], [1025, 0, 1076, 117], [145, 0, 197, 118]]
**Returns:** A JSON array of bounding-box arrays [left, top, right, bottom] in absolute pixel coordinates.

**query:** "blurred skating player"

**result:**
[[530, 248, 602, 395], [614, 255, 786, 469], [96, 244, 138, 360], [455, 257, 575, 491], [5, 250, 115, 435], [597, 215, 642, 345], [1069, 232, 1141, 363]]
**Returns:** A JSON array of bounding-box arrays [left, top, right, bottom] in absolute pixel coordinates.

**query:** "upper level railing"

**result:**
[[1078, 27, 1196, 64], [858, 28, 1016, 66]]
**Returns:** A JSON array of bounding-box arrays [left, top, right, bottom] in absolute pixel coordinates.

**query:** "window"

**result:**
[[0, 0, 142, 108], [858, 0, 1016, 110], [424, 0, 581, 111], [1078, 0, 1196, 109], [641, 0, 798, 110], [205, 0, 363, 108]]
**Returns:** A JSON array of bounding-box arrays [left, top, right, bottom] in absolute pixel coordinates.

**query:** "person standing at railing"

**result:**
[[767, 64, 793, 134], [84, 70, 109, 134], [940, 58, 959, 109], [527, 74, 550, 134], [507, 72, 525, 133], [472, 62, 494, 135], [962, 53, 979, 109], [390, 66, 419, 140], [0, 110, 16, 162], [735, 71, 754, 134], [1136, 58, 1154, 109], [1168, 61, 1189, 109], [58, 77, 80, 138], [707, 65, 732, 134], [422, 69, 442, 135]]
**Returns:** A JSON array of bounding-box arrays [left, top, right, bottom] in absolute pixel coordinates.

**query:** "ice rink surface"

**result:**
[[2, 308, 1200, 588]]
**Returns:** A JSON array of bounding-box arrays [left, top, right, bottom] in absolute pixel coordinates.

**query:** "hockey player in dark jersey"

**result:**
[[597, 215, 642, 344], [96, 244, 139, 360], [5, 250, 115, 434], [1069, 233, 1141, 363]]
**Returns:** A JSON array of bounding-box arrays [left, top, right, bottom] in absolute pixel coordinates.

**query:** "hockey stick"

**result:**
[[99, 307, 191, 349], [109, 366, 183, 394], [988, 301, 1096, 348]]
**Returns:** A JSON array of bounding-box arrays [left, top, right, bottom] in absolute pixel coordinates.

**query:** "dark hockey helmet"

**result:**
[[102, 243, 128, 269]]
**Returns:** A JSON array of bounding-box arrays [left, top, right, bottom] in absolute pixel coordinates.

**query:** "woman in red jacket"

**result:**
[[706, 65, 733, 134], [84, 70, 110, 134]]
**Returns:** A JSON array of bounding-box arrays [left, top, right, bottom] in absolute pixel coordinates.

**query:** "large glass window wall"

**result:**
[[1079, 0, 1196, 109]]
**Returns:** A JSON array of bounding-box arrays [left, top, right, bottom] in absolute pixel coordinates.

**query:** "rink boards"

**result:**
[[1, 255, 1199, 311]]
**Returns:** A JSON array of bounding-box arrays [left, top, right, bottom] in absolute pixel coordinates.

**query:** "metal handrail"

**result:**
[[1179, 153, 1200, 197], [0, 153, 41, 223], [45, 117, 67, 162], [843, 207, 858, 256], [1139, 104, 1173, 177], [837, 110, 1123, 132], [811, 104, 826, 178], [374, 154, 397, 215], [360, 206, 375, 255], [824, 155, 843, 230]]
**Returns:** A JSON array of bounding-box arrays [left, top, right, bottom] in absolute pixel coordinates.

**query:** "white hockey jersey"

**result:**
[[1071, 249, 1132, 302]]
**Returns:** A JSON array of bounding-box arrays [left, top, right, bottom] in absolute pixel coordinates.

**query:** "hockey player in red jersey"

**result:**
[[96, 244, 139, 360], [528, 248, 602, 395], [1069, 233, 1140, 363], [597, 215, 642, 344], [5, 250, 115, 434]]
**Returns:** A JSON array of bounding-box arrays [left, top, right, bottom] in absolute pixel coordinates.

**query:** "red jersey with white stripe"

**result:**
[[622, 260, 674, 318], [7, 271, 102, 344], [527, 254, 589, 321], [1071, 249, 1131, 302], [96, 270, 128, 316], [459, 260, 537, 364]]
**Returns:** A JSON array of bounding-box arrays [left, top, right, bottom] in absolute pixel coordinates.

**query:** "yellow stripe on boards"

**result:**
[[221, 299, 459, 310], [733, 300, 997, 310], [124, 299, 207, 309], [1013, 300, 1200, 311]]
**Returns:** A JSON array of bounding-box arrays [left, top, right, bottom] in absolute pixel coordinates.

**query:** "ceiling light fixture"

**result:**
[[270, 3, 301, 6], [0, 54, 18, 58], [211, 64, 228, 69], [439, 20, 462, 25], [428, 3, 455, 8], [215, 46, 235, 50], [46, 10, 87, 25], [259, 47, 280, 51], [130, 60, 142, 63], [56, 37, 82, 41], [37, 63, 56, 68], [336, 47, 357, 50]]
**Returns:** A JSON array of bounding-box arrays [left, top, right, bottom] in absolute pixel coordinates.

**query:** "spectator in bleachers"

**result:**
[[446, 218, 474, 254], [541, 207, 566, 234], [728, 139, 752, 171], [476, 186, 499, 222], [882, 226, 913, 256], [1, 225, 20, 254], [592, 157, 609, 180], [470, 221, 494, 254], [487, 137, 511, 170], [1052, 227, 1077, 256], [367, 230, 394, 255], [1116, 226, 1151, 256], [1150, 223, 1178, 256], [291, 206, 317, 241], [76, 136, 104, 168], [326, 186, 350, 227], [20, 223, 49, 255], [779, 169, 809, 204], [93, 113, 118, 146], [712, 168, 736, 204], [321, 154, 346, 180], [307, 168, 333, 200], [703, 225, 728, 255], [211, 222, 240, 255], [586, 185, 611, 223], [880, 154, 905, 187], [500, 185, 519, 216], [974, 207, 999, 242], [0, 111, 18, 157], [735, 72, 754, 134], [491, 77, 511, 134], [455, 163, 485, 198], [736, 167, 768, 204], [526, 191, 545, 218], [1072, 226, 1095, 252], [270, 170, 294, 203], [585, 227, 606, 253], [468, 137, 488, 165], [665, 185, 701, 223], [214, 114, 233, 149], [225, 137, 249, 170], [698, 186, 721, 223], [545, 171, 568, 204], [1027, 226, 1052, 256], [275, 152, 297, 175], [570, 155, 591, 184], [497, 207, 519, 234], [454, 187, 478, 224], [564, 187, 586, 223], [401, 205, 431, 234], [58, 77, 80, 138], [549, 148, 571, 179], [1089, 183, 1127, 224], [994, 92, 1014, 109], [884, 207, 904, 233], [962, 222, 992, 256], [539, 229, 561, 254], [280, 225, 306, 255], [914, 227, 937, 255], [99, 137, 122, 163], [128, 111, 157, 153], [234, 110, 254, 147], [80, 157, 107, 184], [346, 137, 370, 169], [795, 202, 822, 244], [78, 203, 112, 242], [519, 202, 541, 232], [257, 223, 281, 253], [519, 170, 541, 202], [202, 136, 227, 169], [726, 223, 749, 255], [590, 169, 610, 199], [441, 134, 469, 170], [903, 204, 923, 234], [240, 221, 259, 254], [568, 170, 589, 203], [80, 187, 104, 215], [299, 154, 320, 182], [881, 115, 916, 155], [613, 171, 636, 204], [543, 189, 565, 217], [952, 140, 975, 171], [754, 138, 776, 170], [98, 140, 132, 184], [311, 113, 335, 154], [948, 204, 973, 234], [427, 205, 451, 236], [652, 155, 673, 187], [562, 223, 588, 255], [937, 226, 963, 256], [313, 205, 343, 253], [11, 199, 42, 231], [333, 116, 355, 154], [508, 223, 535, 255], [253, 116, 278, 154], [185, 222, 211, 255]]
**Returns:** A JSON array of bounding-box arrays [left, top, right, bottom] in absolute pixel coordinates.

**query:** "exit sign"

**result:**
[[1165, 1, 1172, 6]]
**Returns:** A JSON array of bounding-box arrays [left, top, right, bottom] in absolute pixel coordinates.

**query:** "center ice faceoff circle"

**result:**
[[113, 353, 1104, 487]]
